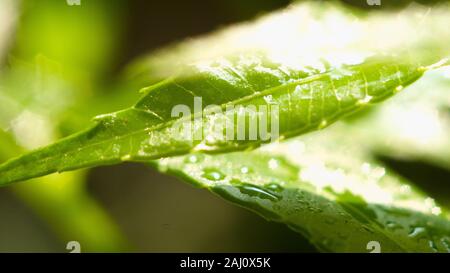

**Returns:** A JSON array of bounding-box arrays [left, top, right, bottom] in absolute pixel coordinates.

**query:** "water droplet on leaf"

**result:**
[[409, 226, 427, 238], [202, 168, 225, 181], [233, 182, 282, 201], [240, 166, 250, 174]]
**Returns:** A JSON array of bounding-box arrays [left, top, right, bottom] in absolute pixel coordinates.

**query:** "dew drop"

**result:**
[[319, 120, 328, 129], [358, 95, 373, 105], [188, 155, 199, 163], [268, 158, 279, 169], [408, 226, 427, 238], [440, 237, 450, 252], [308, 206, 323, 214], [233, 182, 282, 201], [395, 85, 404, 92], [185, 154, 204, 164], [240, 166, 250, 174], [265, 182, 283, 193], [112, 144, 121, 154], [429, 239, 439, 252], [202, 168, 225, 181], [386, 221, 402, 231], [362, 226, 374, 234]]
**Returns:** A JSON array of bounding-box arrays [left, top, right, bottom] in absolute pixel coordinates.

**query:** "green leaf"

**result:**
[[154, 124, 450, 253], [352, 68, 450, 171], [0, 57, 129, 252], [0, 0, 16, 63], [0, 53, 430, 185], [126, 1, 450, 82], [3, 1, 449, 185], [150, 67, 450, 252]]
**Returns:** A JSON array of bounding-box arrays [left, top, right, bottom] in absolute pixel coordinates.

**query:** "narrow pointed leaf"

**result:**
[[2, 1, 450, 186], [155, 126, 450, 253], [0, 54, 429, 185]]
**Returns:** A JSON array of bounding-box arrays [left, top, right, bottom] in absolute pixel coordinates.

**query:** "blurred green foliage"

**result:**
[[0, 0, 129, 252]]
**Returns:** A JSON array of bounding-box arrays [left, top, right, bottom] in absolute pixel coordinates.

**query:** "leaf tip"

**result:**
[[419, 58, 450, 72]]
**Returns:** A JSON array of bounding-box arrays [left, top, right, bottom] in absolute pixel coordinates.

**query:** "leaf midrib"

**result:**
[[0, 61, 408, 184]]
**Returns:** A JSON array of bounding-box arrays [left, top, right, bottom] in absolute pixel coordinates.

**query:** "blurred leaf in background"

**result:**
[[12, 0, 124, 81], [0, 0, 129, 252]]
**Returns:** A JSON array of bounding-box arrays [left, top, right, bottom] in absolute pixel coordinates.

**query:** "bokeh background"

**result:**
[[0, 0, 449, 252]]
